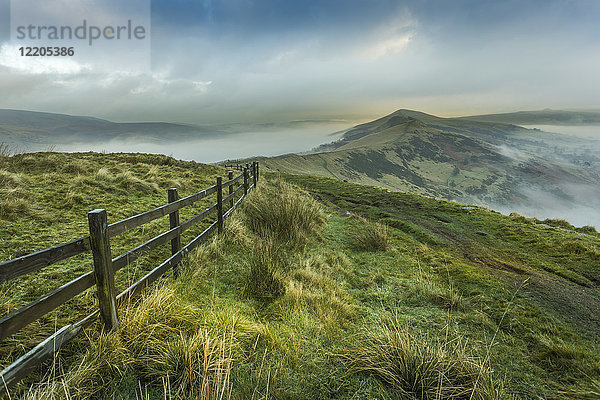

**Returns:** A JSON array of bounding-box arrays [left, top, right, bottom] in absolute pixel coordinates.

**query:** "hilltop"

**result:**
[[252, 109, 600, 225], [1, 152, 599, 399]]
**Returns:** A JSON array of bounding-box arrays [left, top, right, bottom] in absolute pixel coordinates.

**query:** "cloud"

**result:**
[[0, 43, 89, 74], [0, 0, 599, 122]]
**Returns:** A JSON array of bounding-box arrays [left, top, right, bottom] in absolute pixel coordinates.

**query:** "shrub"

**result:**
[[242, 180, 326, 247], [346, 316, 503, 400], [349, 215, 389, 251]]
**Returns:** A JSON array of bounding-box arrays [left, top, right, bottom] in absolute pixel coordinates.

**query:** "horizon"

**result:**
[[2, 106, 600, 126]]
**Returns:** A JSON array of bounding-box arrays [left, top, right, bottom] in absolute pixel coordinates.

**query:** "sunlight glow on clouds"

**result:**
[[0, 0, 598, 122], [366, 33, 413, 60]]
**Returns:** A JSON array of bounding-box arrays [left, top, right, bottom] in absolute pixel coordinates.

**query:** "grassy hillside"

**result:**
[[0, 152, 225, 374], [251, 110, 600, 219], [1, 152, 599, 399]]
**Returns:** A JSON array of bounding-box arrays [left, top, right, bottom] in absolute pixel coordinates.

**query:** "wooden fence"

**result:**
[[0, 162, 259, 392]]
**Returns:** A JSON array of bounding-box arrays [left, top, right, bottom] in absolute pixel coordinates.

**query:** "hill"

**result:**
[[1, 152, 599, 399], [0, 109, 220, 149], [254, 109, 600, 226], [460, 109, 600, 126]]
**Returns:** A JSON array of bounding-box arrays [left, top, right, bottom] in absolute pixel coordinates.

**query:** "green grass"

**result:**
[[0, 152, 225, 373], [348, 215, 389, 251], [1, 153, 600, 399]]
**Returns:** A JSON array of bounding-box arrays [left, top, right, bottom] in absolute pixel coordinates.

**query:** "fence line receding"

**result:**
[[0, 162, 259, 392]]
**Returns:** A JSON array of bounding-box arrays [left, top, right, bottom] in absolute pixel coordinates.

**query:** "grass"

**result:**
[[346, 315, 502, 400], [0, 152, 225, 378], [348, 215, 389, 251], [241, 179, 326, 247], [243, 240, 286, 303], [1, 153, 600, 399]]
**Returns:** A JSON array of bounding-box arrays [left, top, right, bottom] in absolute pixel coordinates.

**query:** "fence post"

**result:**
[[243, 168, 249, 195], [217, 176, 223, 234], [168, 188, 182, 278], [228, 170, 234, 210], [256, 162, 259, 182], [88, 209, 119, 331], [252, 162, 257, 188]]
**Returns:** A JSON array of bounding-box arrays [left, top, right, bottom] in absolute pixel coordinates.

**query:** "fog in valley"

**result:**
[[27, 122, 349, 164], [524, 125, 600, 139], [491, 125, 600, 228], [492, 182, 600, 229]]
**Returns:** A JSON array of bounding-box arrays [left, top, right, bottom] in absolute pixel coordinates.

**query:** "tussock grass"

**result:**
[[62, 159, 94, 175], [346, 316, 504, 400], [243, 239, 286, 303], [25, 286, 247, 400], [0, 169, 26, 188], [222, 217, 251, 247], [543, 218, 572, 229], [114, 170, 160, 193], [242, 180, 326, 247], [61, 190, 86, 208], [561, 239, 600, 259], [0, 170, 31, 220], [404, 278, 466, 311], [0, 197, 30, 220], [348, 215, 389, 251], [95, 167, 113, 181]]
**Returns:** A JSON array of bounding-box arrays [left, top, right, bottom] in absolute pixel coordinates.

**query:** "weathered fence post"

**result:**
[[243, 167, 249, 195], [217, 176, 223, 234], [168, 188, 182, 278], [228, 170, 234, 210], [88, 209, 119, 331], [252, 162, 257, 188], [256, 162, 259, 182]]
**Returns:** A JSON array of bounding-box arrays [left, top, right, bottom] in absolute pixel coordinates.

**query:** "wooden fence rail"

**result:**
[[0, 162, 259, 393]]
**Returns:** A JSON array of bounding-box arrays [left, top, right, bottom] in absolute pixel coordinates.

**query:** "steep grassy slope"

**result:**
[[252, 110, 600, 218], [2, 153, 599, 399]]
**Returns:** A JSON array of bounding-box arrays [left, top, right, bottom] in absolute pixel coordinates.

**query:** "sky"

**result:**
[[0, 0, 599, 124]]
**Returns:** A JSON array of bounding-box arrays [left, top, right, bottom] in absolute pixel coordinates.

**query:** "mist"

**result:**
[[23, 122, 349, 163], [491, 183, 600, 228], [525, 125, 600, 139], [488, 126, 600, 228]]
